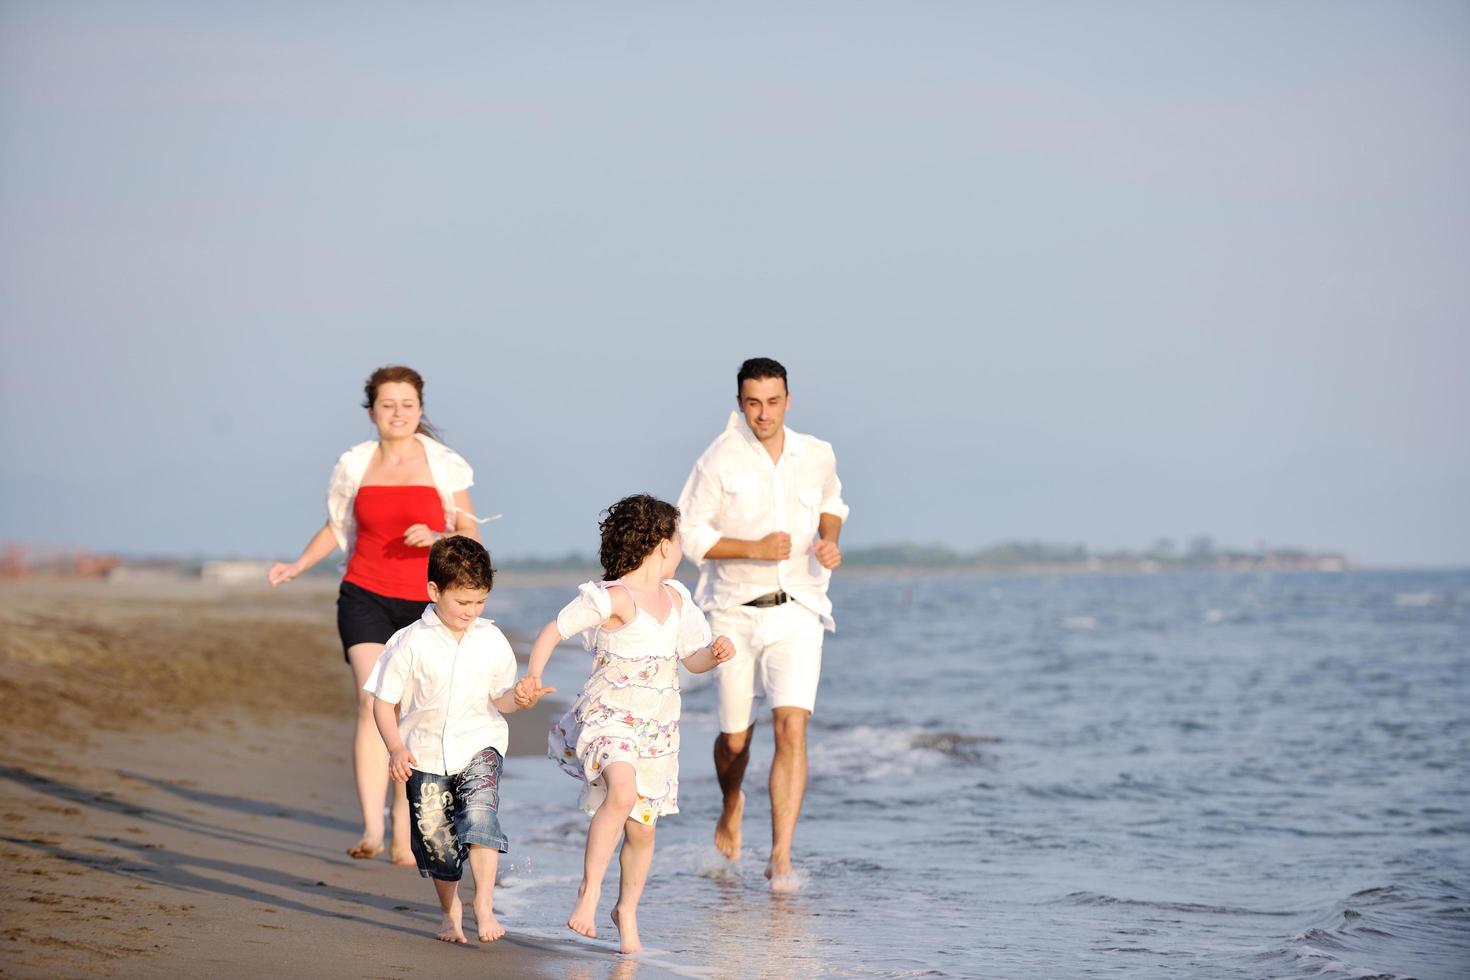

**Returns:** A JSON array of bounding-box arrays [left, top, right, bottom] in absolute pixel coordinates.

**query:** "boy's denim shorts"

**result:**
[[406, 745, 509, 881]]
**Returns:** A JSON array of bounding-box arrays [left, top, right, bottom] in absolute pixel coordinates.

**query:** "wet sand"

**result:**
[[0, 579, 622, 979]]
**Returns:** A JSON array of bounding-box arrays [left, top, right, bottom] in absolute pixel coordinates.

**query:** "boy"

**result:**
[[366, 535, 553, 944]]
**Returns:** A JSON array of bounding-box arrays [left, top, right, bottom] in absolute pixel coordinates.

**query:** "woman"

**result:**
[[269, 365, 485, 863]]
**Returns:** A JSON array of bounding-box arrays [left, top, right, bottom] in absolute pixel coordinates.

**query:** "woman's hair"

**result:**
[[428, 535, 495, 592], [362, 365, 439, 439], [599, 494, 680, 580]]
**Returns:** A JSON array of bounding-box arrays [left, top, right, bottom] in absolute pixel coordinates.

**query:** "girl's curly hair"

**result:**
[[599, 494, 680, 580]]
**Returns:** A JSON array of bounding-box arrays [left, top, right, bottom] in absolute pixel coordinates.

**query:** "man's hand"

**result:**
[[812, 539, 842, 570], [515, 675, 556, 708], [709, 636, 735, 664], [403, 524, 441, 548], [756, 532, 792, 561], [388, 747, 418, 783]]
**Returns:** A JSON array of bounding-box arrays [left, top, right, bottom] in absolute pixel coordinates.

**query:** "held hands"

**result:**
[[514, 675, 557, 709], [267, 561, 303, 587], [812, 538, 843, 570], [756, 532, 792, 561], [403, 524, 441, 548], [388, 746, 418, 783], [709, 635, 735, 664]]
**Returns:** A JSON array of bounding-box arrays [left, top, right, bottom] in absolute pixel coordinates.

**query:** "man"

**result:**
[[677, 357, 848, 891]]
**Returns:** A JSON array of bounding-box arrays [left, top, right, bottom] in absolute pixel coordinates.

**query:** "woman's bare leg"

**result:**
[[345, 643, 400, 859]]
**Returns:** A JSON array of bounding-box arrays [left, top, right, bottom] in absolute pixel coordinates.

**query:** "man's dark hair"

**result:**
[[737, 357, 788, 394], [428, 535, 495, 592]]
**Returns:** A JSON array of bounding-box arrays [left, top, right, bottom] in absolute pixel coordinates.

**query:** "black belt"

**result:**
[[743, 590, 790, 608]]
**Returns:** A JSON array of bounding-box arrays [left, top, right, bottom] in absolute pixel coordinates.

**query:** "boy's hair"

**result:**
[[599, 494, 680, 581], [428, 535, 495, 592], [737, 356, 788, 393]]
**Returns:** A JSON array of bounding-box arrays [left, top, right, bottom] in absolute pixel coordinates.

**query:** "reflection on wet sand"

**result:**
[[703, 878, 829, 979]]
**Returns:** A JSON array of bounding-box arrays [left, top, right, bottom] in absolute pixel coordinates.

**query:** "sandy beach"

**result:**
[[0, 578, 639, 979]]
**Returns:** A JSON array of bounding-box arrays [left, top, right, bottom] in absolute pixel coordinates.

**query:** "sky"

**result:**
[[1, 2, 1467, 565]]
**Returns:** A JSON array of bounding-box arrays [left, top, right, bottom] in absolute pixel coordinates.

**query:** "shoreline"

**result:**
[[0, 581, 623, 979]]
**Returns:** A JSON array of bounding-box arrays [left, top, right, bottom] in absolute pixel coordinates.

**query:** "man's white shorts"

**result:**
[[708, 601, 826, 733]]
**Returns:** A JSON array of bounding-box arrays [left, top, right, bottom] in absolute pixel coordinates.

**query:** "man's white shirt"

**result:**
[[363, 606, 518, 775], [678, 411, 849, 630]]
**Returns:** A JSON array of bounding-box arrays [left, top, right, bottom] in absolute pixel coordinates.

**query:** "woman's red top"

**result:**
[[343, 486, 444, 601]]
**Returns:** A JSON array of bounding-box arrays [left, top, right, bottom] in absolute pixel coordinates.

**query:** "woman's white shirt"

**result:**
[[326, 433, 474, 564]]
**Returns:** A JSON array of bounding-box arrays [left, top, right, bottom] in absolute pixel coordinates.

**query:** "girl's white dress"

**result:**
[[548, 579, 712, 825]]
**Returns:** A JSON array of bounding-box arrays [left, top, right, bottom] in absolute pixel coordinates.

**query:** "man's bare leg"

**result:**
[[766, 707, 809, 891], [713, 726, 753, 861]]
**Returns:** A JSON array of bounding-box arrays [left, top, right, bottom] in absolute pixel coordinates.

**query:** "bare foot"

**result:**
[[390, 846, 416, 868], [346, 838, 384, 860], [765, 858, 801, 893], [610, 905, 642, 954], [568, 883, 599, 939], [714, 791, 744, 862], [436, 896, 468, 943], [474, 903, 505, 943]]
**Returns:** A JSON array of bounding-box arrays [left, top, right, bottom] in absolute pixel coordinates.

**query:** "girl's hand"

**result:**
[[267, 561, 302, 587], [388, 747, 417, 783], [403, 524, 441, 548], [515, 675, 556, 708], [709, 635, 735, 664]]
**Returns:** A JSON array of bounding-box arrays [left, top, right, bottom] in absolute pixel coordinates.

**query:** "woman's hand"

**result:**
[[267, 561, 303, 587], [403, 524, 441, 548]]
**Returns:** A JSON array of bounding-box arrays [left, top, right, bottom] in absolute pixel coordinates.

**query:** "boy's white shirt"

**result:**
[[363, 606, 518, 775], [326, 433, 474, 566]]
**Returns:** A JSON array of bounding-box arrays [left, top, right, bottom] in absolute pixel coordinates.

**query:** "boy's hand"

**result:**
[[709, 635, 735, 664], [514, 675, 556, 708], [388, 747, 417, 783]]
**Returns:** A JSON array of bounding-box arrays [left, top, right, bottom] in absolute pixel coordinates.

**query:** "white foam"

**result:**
[[1204, 608, 1228, 624], [807, 725, 955, 782], [1394, 592, 1438, 607], [1062, 615, 1098, 631]]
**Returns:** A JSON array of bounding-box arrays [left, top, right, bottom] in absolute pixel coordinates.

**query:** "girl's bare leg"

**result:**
[[466, 845, 504, 942], [611, 818, 655, 954], [432, 877, 467, 943], [568, 763, 638, 939]]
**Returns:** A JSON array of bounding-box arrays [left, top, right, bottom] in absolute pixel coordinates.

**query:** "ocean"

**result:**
[[486, 569, 1470, 979]]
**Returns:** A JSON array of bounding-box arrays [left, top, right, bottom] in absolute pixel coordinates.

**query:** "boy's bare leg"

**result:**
[[611, 818, 655, 954], [713, 725, 753, 861], [766, 707, 809, 891], [432, 878, 467, 943], [346, 643, 389, 859], [467, 845, 504, 942], [569, 763, 638, 940]]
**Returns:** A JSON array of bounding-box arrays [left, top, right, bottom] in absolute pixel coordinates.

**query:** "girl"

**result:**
[[268, 365, 487, 863], [517, 494, 733, 953]]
